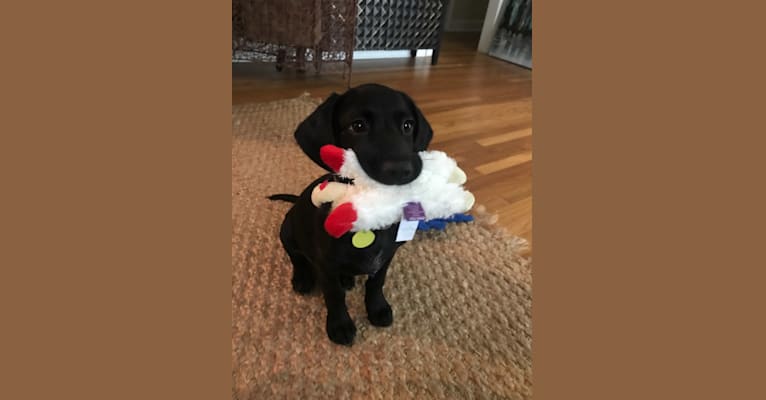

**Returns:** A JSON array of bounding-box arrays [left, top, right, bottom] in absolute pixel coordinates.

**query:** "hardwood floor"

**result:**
[[233, 33, 532, 251]]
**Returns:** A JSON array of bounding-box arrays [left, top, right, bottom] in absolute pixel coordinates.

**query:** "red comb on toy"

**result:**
[[319, 145, 345, 172], [324, 202, 357, 238]]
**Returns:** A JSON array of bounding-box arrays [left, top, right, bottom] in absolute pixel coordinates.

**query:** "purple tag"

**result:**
[[403, 202, 425, 221]]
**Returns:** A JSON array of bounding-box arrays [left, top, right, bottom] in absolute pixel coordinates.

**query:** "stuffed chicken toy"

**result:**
[[311, 144, 475, 240]]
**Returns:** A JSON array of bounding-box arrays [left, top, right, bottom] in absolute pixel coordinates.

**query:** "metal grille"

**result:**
[[355, 0, 445, 50]]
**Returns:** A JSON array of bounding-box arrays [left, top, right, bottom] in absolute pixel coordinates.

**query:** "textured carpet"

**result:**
[[232, 95, 533, 400]]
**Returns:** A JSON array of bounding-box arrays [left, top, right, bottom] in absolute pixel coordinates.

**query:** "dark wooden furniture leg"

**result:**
[[432, 0, 450, 65], [295, 46, 306, 72], [431, 47, 441, 65]]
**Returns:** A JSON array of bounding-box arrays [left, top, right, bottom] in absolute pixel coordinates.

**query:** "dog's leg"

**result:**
[[285, 248, 315, 294], [365, 257, 394, 327], [339, 274, 355, 290], [279, 219, 315, 294], [320, 271, 357, 345]]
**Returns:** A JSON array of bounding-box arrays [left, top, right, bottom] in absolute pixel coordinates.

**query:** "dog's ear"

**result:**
[[402, 93, 433, 151], [294, 93, 341, 171]]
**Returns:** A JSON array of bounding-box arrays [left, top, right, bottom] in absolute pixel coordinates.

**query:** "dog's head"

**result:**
[[295, 83, 433, 185]]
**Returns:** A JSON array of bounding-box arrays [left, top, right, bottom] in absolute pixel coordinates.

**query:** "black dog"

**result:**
[[269, 83, 433, 345]]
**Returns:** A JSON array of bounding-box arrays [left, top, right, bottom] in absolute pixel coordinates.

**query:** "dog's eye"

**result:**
[[402, 120, 415, 135], [350, 120, 367, 134]]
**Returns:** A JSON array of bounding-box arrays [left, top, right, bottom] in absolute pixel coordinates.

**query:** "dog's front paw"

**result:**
[[367, 303, 393, 327], [326, 313, 357, 345]]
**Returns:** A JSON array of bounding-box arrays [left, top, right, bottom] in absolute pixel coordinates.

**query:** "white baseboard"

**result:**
[[353, 49, 433, 60], [232, 50, 434, 63]]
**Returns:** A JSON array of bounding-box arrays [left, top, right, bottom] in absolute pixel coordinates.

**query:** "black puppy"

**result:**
[[269, 84, 433, 345]]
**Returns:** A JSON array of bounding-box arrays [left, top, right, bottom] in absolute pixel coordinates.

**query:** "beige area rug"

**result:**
[[232, 95, 532, 400]]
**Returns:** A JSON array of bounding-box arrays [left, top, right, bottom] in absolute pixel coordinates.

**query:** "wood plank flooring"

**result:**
[[233, 33, 532, 252]]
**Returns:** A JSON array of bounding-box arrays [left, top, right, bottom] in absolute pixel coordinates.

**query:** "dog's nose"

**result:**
[[381, 161, 414, 182]]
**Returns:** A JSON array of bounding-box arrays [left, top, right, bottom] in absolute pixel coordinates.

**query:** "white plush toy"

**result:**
[[311, 144, 475, 238]]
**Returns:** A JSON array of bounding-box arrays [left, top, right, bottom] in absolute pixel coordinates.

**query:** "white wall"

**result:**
[[477, 0, 505, 52]]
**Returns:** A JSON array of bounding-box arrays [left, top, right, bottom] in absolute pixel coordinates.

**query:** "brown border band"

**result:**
[[2, 2, 231, 399], [534, 1, 766, 399]]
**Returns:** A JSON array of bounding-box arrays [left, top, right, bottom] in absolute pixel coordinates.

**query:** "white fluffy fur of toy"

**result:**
[[312, 149, 475, 232]]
